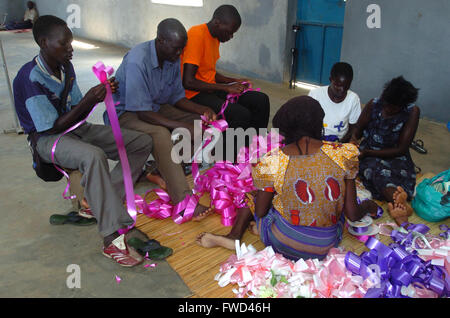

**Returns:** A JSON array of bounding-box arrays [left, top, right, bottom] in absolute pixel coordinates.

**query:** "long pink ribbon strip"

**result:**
[[92, 62, 137, 234], [51, 111, 94, 200], [52, 62, 137, 234]]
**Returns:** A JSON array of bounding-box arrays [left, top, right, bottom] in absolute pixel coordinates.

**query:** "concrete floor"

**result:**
[[0, 31, 449, 298]]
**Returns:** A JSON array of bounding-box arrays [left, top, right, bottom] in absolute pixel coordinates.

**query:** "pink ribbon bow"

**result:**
[[135, 189, 200, 225]]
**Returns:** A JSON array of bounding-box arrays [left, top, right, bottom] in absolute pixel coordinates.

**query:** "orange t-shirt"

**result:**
[[181, 24, 220, 99]]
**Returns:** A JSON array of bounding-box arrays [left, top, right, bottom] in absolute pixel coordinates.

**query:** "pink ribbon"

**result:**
[[134, 189, 200, 225], [184, 82, 285, 226], [51, 113, 94, 200], [50, 63, 116, 201], [216, 242, 375, 298], [137, 81, 271, 226], [217, 82, 260, 121], [92, 62, 138, 234], [190, 132, 283, 226], [51, 61, 139, 234]]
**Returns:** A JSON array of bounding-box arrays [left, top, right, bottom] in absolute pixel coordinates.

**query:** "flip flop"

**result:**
[[144, 160, 158, 174], [410, 139, 427, 154], [414, 165, 422, 174], [127, 237, 173, 260], [181, 163, 192, 176], [49, 211, 97, 226]]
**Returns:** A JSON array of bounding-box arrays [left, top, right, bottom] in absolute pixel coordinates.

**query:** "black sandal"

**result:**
[[414, 165, 422, 174], [410, 139, 427, 154], [49, 211, 97, 226], [181, 163, 192, 176], [127, 237, 173, 260]]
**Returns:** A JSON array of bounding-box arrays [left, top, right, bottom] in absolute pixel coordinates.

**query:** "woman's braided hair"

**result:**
[[381, 76, 419, 109], [272, 96, 325, 145]]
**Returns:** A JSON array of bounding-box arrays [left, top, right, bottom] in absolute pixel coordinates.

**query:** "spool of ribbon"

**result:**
[[352, 226, 371, 234], [347, 215, 379, 242]]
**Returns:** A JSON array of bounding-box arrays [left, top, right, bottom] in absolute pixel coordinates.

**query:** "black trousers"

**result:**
[[191, 90, 270, 161], [191, 90, 270, 130]]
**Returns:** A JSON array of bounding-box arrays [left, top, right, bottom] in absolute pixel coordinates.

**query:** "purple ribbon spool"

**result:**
[[352, 225, 371, 234]]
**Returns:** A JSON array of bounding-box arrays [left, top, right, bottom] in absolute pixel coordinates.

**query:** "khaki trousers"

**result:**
[[119, 105, 200, 204], [36, 123, 152, 237]]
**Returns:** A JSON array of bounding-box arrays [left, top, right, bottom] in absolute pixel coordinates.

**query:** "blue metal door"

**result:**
[[295, 0, 346, 85]]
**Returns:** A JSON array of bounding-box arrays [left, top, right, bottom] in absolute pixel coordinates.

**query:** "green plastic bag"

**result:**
[[412, 169, 450, 222]]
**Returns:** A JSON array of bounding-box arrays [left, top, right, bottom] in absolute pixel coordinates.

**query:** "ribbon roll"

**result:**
[[352, 226, 371, 234]]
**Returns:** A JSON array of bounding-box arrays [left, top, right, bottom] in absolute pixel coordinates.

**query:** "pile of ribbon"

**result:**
[[345, 223, 450, 298], [215, 242, 378, 298], [191, 131, 284, 226], [134, 189, 199, 225], [127, 81, 282, 226], [131, 83, 276, 226], [188, 82, 283, 226], [215, 222, 450, 298]]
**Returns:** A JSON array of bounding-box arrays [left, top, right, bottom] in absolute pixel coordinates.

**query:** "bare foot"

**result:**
[[195, 232, 236, 250], [81, 198, 90, 209], [392, 186, 413, 217], [388, 202, 409, 226], [146, 173, 167, 190], [192, 205, 214, 222], [393, 186, 408, 204], [248, 221, 259, 236]]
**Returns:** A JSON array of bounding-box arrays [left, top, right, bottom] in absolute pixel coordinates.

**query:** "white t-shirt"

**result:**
[[308, 86, 361, 141], [24, 8, 38, 24]]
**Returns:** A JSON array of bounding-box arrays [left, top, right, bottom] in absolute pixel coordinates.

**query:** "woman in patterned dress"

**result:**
[[351, 76, 420, 225], [196, 96, 368, 260]]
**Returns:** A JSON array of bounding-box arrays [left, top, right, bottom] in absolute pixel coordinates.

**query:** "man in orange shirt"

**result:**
[[181, 5, 270, 160]]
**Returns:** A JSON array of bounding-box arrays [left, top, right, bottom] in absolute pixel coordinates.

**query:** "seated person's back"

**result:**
[[255, 141, 358, 228], [196, 96, 366, 261]]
